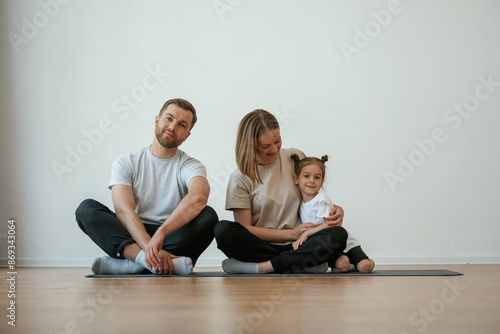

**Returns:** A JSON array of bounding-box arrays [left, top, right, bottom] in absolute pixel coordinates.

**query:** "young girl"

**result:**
[[290, 154, 375, 273]]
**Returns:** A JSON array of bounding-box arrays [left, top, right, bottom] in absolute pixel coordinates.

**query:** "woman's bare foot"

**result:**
[[356, 259, 375, 273], [331, 255, 350, 273]]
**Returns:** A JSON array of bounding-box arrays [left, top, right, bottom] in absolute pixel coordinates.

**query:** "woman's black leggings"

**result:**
[[214, 220, 348, 273]]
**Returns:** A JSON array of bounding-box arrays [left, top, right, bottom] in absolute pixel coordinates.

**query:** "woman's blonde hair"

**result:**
[[235, 109, 280, 183]]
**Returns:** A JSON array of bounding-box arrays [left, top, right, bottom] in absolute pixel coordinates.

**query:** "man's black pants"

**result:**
[[75, 198, 218, 265]]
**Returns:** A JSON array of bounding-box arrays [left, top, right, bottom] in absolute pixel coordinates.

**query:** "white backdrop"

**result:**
[[1, 0, 499, 267]]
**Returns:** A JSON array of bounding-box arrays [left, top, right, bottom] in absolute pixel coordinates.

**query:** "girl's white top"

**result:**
[[299, 189, 333, 224], [299, 189, 361, 252]]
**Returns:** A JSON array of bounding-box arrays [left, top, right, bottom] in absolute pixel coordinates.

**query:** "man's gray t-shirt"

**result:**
[[108, 146, 207, 225]]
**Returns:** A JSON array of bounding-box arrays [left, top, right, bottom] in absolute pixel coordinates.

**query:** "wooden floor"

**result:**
[[1, 264, 499, 334]]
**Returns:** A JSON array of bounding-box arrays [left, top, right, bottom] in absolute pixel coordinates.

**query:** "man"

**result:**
[[76, 98, 218, 275]]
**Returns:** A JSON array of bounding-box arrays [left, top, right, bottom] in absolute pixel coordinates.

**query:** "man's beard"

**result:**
[[155, 126, 179, 149]]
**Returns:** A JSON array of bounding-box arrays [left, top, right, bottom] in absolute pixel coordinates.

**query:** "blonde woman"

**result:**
[[214, 109, 348, 274]]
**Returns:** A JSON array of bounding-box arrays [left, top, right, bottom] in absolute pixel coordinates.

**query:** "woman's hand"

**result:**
[[324, 205, 344, 226]]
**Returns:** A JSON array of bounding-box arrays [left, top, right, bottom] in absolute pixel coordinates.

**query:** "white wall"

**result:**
[[1, 0, 499, 267]]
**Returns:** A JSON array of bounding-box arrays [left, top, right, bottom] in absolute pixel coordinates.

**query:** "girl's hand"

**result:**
[[292, 223, 317, 239], [293, 233, 309, 250], [324, 205, 344, 226]]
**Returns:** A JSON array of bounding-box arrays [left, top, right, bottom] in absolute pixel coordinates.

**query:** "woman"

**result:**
[[214, 109, 348, 274]]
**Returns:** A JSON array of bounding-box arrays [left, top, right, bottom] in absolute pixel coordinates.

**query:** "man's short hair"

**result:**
[[159, 98, 197, 130]]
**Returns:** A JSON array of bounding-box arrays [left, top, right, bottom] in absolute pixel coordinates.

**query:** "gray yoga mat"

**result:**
[[86, 269, 463, 278]]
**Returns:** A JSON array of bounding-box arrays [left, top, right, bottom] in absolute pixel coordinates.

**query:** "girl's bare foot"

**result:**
[[331, 255, 350, 273], [357, 259, 375, 273]]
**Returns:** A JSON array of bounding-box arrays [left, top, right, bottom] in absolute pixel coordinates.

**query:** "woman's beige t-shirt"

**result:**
[[225, 147, 306, 244]]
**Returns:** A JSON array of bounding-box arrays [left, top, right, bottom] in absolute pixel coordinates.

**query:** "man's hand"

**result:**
[[156, 250, 180, 275], [144, 230, 173, 274], [323, 205, 344, 226], [145, 244, 180, 275]]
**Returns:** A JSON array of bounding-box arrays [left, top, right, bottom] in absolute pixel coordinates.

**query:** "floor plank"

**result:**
[[1, 264, 499, 334]]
